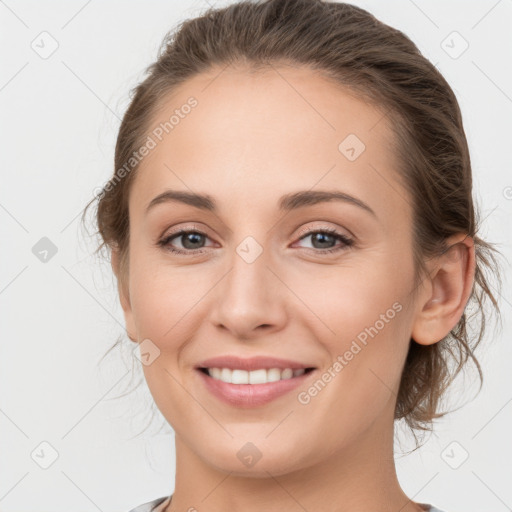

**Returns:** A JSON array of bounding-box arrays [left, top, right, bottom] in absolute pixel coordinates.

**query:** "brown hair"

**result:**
[[82, 0, 503, 445]]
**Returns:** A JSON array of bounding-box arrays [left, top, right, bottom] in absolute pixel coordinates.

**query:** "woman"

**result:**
[[83, 0, 502, 510]]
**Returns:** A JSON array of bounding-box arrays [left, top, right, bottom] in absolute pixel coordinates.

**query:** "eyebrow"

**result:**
[[145, 189, 377, 217]]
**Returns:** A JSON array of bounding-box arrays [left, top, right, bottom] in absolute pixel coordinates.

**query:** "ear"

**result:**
[[411, 233, 476, 346], [111, 247, 138, 343]]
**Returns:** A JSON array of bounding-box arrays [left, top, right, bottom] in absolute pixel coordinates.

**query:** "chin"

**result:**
[[199, 438, 316, 478]]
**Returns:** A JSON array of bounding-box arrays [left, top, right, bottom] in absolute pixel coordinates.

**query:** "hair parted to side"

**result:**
[[82, 0, 503, 445]]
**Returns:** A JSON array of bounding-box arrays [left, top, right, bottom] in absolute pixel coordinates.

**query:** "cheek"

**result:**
[[306, 258, 412, 390], [129, 258, 202, 339], [300, 261, 407, 340], [130, 264, 204, 414]]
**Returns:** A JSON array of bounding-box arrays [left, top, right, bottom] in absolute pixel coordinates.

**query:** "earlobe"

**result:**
[[411, 234, 476, 346]]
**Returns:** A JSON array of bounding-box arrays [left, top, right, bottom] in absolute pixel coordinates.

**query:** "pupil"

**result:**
[[183, 232, 204, 249], [313, 233, 334, 249]]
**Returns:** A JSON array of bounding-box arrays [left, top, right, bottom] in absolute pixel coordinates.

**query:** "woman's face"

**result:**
[[117, 64, 426, 476]]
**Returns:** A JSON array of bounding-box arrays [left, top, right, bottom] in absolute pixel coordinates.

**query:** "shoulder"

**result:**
[[127, 496, 170, 512], [417, 502, 448, 512]]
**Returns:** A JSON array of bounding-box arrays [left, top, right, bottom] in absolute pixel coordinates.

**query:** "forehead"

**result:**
[[130, 64, 409, 228]]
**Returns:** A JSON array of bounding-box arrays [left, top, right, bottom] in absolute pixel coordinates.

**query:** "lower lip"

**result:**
[[196, 369, 315, 408]]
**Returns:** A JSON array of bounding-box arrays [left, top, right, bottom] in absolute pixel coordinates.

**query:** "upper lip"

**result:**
[[196, 355, 316, 371]]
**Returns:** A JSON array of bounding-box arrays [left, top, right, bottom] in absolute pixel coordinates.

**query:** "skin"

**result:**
[[112, 64, 475, 512]]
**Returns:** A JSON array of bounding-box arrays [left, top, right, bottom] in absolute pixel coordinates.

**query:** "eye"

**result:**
[[157, 229, 214, 255], [157, 226, 354, 256], [293, 227, 354, 255]]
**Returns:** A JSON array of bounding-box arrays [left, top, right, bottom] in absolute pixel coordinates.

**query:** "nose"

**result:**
[[209, 244, 288, 341]]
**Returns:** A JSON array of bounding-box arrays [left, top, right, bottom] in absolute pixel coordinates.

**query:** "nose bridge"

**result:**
[[223, 236, 274, 309], [211, 234, 286, 336]]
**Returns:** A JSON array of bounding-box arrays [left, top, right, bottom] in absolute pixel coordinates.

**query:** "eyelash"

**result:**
[[157, 227, 354, 256]]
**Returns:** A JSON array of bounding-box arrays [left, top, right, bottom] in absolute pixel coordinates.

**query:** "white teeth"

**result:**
[[210, 368, 222, 380], [205, 367, 309, 384], [249, 369, 267, 384], [281, 368, 293, 379], [231, 369, 249, 384], [266, 368, 282, 382]]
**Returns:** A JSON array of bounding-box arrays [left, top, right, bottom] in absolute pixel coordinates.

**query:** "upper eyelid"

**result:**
[[295, 225, 348, 238], [163, 225, 348, 237]]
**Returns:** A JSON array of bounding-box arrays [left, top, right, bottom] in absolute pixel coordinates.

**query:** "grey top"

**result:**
[[127, 496, 447, 512], [128, 496, 168, 512]]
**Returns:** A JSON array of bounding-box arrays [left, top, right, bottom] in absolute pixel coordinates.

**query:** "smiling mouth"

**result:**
[[198, 367, 316, 385]]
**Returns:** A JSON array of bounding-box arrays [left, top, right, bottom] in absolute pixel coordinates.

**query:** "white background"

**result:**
[[1, 1, 511, 511]]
